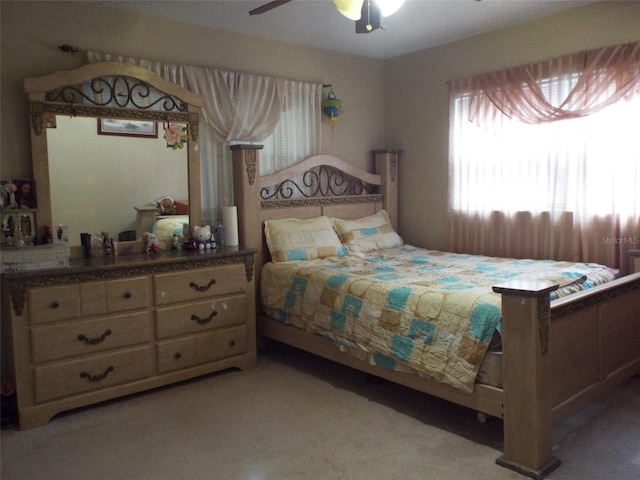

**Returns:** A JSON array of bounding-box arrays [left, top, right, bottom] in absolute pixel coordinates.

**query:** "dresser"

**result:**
[[1, 247, 256, 429]]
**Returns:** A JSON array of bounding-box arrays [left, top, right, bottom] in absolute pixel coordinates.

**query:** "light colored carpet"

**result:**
[[1, 343, 639, 480]]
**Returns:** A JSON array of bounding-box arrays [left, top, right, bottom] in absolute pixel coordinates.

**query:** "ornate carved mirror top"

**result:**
[[24, 61, 204, 253]]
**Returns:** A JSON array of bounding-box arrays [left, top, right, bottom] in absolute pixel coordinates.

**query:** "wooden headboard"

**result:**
[[231, 145, 400, 299]]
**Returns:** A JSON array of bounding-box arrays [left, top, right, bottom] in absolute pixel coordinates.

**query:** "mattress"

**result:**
[[260, 245, 616, 392]]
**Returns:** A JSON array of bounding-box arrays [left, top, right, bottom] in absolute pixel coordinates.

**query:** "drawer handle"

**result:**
[[80, 366, 114, 383], [189, 279, 216, 292], [123, 292, 132, 299], [190, 310, 218, 325], [174, 352, 182, 359], [51, 301, 60, 308], [77, 329, 112, 345], [229, 340, 236, 347]]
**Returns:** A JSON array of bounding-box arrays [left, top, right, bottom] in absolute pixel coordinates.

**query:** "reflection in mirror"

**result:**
[[47, 116, 187, 247], [24, 61, 204, 257]]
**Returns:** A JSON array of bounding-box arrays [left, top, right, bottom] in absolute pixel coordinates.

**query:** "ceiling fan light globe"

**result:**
[[374, 0, 405, 17], [333, 0, 364, 21]]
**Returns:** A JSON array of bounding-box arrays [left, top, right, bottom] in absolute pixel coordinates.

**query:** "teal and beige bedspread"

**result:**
[[261, 245, 616, 392]]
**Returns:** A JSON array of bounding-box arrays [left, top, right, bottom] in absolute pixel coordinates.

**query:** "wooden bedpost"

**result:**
[[492, 280, 561, 479], [231, 144, 263, 253], [373, 150, 400, 230], [231, 145, 265, 316]]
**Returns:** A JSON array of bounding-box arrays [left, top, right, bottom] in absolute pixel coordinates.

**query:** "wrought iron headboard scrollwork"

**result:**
[[260, 164, 378, 201]]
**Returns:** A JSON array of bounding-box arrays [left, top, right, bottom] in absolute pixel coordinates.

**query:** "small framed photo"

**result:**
[[2, 179, 37, 209], [98, 118, 158, 138]]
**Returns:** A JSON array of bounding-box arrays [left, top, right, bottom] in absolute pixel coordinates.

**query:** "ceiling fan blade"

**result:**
[[249, 0, 293, 16], [355, 0, 381, 33]]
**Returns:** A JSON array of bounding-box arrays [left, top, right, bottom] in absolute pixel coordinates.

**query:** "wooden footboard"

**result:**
[[494, 272, 640, 479], [551, 275, 640, 421]]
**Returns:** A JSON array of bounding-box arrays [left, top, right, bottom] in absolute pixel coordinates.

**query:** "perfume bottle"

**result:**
[[214, 219, 224, 248]]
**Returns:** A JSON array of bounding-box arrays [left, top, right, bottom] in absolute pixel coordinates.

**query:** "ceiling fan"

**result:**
[[249, 0, 405, 34]]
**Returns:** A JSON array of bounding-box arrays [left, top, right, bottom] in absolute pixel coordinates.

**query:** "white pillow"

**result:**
[[333, 210, 403, 253], [264, 216, 347, 262]]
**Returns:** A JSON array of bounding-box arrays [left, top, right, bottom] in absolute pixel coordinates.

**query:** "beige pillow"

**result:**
[[333, 210, 403, 253], [264, 216, 347, 262]]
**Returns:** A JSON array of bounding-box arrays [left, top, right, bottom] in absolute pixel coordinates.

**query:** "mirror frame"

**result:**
[[24, 61, 204, 256]]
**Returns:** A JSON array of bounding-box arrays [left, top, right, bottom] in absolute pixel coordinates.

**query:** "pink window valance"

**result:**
[[450, 41, 640, 124]]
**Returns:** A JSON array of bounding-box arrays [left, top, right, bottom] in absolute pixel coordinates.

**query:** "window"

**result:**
[[450, 87, 639, 216], [248, 84, 321, 176], [448, 42, 640, 273]]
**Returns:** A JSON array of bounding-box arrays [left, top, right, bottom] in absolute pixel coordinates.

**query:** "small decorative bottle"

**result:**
[[214, 219, 224, 249]]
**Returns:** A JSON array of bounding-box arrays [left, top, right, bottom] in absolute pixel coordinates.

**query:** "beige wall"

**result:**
[[385, 1, 640, 250], [0, 1, 385, 180], [2, 1, 639, 249]]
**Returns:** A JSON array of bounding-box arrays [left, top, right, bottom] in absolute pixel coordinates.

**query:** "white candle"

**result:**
[[222, 206, 239, 246]]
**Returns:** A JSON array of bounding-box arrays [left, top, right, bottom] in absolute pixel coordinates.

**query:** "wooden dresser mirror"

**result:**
[[23, 61, 204, 256]]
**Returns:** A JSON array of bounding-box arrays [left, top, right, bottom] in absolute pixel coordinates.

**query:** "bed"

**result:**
[[230, 145, 640, 479], [135, 197, 190, 250]]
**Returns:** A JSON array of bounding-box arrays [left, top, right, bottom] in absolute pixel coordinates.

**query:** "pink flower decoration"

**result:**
[[163, 123, 188, 149]]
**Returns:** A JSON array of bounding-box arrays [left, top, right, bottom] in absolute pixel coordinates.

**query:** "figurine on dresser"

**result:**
[[192, 224, 214, 250], [2, 181, 18, 208], [142, 232, 162, 253], [1, 179, 37, 247]]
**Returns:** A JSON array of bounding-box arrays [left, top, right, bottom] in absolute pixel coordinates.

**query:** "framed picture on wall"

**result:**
[[98, 119, 158, 138]]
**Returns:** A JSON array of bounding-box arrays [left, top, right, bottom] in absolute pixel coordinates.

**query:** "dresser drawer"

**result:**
[[27, 278, 148, 325], [157, 325, 248, 373], [155, 294, 246, 339], [31, 311, 151, 364], [33, 346, 153, 403], [80, 282, 107, 316], [106, 277, 149, 312], [156, 337, 196, 373], [29, 285, 81, 325], [153, 265, 245, 305]]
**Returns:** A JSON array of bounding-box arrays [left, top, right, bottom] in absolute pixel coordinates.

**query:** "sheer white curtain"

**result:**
[[87, 52, 322, 222], [448, 42, 640, 274], [253, 79, 322, 175]]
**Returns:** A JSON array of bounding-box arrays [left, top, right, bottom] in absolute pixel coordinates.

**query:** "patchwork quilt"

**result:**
[[261, 245, 616, 392]]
